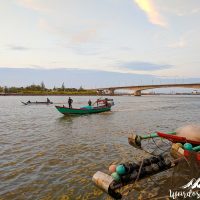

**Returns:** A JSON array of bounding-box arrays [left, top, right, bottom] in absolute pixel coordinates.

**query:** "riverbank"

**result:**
[[0, 91, 97, 96], [0, 93, 98, 96], [0, 93, 198, 96]]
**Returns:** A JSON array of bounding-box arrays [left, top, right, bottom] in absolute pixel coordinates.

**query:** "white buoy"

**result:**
[[92, 171, 114, 193]]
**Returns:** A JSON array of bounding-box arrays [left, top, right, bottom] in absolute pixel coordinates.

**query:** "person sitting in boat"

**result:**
[[68, 97, 73, 108], [47, 98, 50, 103], [27, 100, 31, 103], [88, 99, 92, 106]]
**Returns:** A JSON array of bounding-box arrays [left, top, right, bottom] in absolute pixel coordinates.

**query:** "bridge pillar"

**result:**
[[134, 90, 141, 96], [109, 89, 115, 95], [97, 90, 103, 95]]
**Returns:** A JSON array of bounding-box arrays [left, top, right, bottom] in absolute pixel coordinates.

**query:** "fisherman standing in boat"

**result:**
[[47, 98, 50, 103], [104, 98, 108, 107], [96, 99, 99, 107], [68, 97, 73, 108], [88, 99, 92, 106]]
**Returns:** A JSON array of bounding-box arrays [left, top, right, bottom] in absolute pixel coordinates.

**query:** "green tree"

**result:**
[[41, 81, 45, 90], [61, 82, 65, 91], [8, 87, 19, 93], [26, 84, 42, 91], [0, 86, 3, 93], [4, 86, 8, 93], [79, 86, 84, 91]]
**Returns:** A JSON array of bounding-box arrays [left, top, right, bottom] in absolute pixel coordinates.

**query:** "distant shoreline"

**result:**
[[0, 93, 99, 96], [0, 93, 199, 96]]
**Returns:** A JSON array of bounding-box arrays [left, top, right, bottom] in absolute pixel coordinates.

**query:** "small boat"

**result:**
[[21, 98, 53, 105], [55, 105, 111, 115], [55, 98, 114, 115]]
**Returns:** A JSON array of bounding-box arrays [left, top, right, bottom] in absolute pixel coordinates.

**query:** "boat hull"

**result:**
[[55, 106, 111, 115], [21, 101, 53, 105]]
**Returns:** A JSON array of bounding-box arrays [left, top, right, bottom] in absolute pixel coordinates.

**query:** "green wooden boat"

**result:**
[[55, 105, 111, 115]]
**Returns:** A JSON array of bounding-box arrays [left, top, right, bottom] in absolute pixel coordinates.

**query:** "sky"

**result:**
[[0, 0, 200, 87], [1, 67, 199, 88]]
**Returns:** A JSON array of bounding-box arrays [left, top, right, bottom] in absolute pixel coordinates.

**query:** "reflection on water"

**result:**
[[0, 95, 200, 199], [57, 115, 76, 123]]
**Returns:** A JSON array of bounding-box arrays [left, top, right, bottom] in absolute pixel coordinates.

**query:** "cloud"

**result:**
[[167, 37, 186, 48], [16, 0, 50, 13], [167, 31, 195, 49], [119, 46, 133, 52], [134, 0, 167, 27], [71, 29, 97, 44], [161, 3, 200, 17], [191, 8, 200, 14], [7, 45, 30, 51], [38, 18, 98, 45], [38, 18, 53, 32], [119, 61, 172, 71]]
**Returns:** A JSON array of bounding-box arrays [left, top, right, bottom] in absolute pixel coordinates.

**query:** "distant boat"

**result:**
[[21, 98, 53, 105], [55, 98, 114, 115]]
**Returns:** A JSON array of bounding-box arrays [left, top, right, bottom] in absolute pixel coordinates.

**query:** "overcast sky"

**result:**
[[0, 0, 200, 85]]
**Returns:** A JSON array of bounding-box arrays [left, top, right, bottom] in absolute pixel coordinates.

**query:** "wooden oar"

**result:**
[[21, 101, 28, 105], [53, 102, 67, 105]]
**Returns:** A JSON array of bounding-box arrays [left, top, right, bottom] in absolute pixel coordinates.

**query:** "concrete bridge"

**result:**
[[94, 83, 200, 96]]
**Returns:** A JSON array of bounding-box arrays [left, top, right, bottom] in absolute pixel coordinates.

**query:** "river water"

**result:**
[[0, 95, 200, 200]]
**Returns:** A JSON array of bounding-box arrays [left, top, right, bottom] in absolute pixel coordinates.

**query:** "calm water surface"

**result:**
[[0, 95, 200, 200]]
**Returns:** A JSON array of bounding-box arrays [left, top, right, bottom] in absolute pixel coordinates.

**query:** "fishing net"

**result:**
[[111, 136, 200, 200], [137, 136, 172, 156]]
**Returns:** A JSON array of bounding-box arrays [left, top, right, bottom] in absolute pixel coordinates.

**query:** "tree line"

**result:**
[[0, 82, 95, 95]]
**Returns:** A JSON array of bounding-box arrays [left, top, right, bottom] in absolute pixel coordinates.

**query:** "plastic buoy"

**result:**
[[145, 165, 153, 174], [109, 164, 116, 173], [149, 156, 159, 164], [151, 163, 159, 172], [193, 145, 200, 152], [157, 161, 165, 170], [183, 143, 193, 150], [116, 165, 126, 175], [121, 174, 131, 182], [139, 167, 147, 178], [111, 172, 121, 182], [123, 162, 137, 174], [164, 158, 171, 168], [143, 158, 151, 166], [176, 143, 183, 148]]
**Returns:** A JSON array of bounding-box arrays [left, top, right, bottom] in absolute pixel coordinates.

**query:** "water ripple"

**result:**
[[0, 96, 200, 199]]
